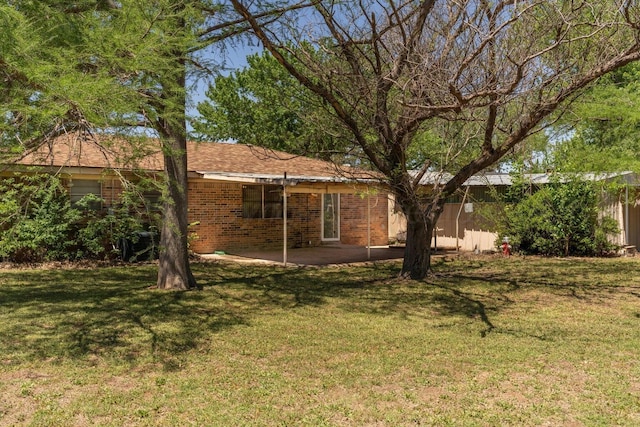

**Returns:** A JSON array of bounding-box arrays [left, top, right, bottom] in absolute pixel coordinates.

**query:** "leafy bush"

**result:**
[[0, 173, 160, 262], [75, 187, 161, 261], [0, 173, 81, 262], [497, 178, 619, 256]]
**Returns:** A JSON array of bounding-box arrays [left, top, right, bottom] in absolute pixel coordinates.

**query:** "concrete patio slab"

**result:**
[[200, 244, 406, 266]]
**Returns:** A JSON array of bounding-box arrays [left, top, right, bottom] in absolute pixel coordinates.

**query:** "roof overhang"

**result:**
[[0, 164, 183, 179], [414, 171, 639, 187], [197, 171, 382, 194]]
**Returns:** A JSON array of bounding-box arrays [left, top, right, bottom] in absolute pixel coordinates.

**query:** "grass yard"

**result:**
[[0, 255, 639, 426]]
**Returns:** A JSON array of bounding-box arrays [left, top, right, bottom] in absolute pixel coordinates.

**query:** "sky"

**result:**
[[187, 42, 262, 130]]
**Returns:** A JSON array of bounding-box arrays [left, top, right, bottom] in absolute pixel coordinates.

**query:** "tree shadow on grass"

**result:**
[[198, 261, 513, 337], [0, 266, 246, 369], [1, 258, 638, 366], [200, 258, 640, 340], [426, 257, 640, 337], [3, 262, 491, 367]]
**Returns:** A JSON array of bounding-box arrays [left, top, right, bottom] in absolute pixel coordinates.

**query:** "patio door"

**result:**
[[322, 193, 340, 241]]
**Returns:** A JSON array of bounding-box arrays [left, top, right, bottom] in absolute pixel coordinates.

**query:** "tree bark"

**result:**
[[156, 134, 197, 290], [397, 190, 443, 280], [155, 44, 197, 290], [401, 213, 433, 280]]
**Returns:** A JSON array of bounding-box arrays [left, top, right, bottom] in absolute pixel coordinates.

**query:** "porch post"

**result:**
[[456, 186, 470, 253], [367, 190, 371, 260], [283, 172, 288, 266], [625, 184, 629, 245]]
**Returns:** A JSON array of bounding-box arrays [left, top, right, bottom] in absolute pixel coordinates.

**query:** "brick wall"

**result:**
[[187, 181, 325, 253], [340, 193, 389, 246], [187, 181, 389, 254], [58, 176, 388, 253]]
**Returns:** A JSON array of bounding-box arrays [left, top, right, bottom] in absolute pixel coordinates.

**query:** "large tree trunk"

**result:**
[[401, 214, 433, 279], [155, 45, 197, 290], [397, 193, 443, 280], [156, 134, 197, 290]]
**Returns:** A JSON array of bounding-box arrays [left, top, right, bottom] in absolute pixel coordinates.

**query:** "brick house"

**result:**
[[11, 134, 389, 255]]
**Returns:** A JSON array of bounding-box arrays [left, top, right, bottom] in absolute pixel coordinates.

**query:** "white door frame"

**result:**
[[321, 193, 340, 241]]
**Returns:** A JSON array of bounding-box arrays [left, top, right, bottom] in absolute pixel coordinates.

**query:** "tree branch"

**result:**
[[230, 0, 388, 173]]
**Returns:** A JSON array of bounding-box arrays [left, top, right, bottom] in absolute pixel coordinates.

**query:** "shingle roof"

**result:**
[[187, 141, 342, 177], [16, 134, 161, 170], [415, 171, 637, 186], [14, 133, 364, 180]]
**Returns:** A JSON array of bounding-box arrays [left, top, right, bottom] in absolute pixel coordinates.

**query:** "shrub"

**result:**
[[74, 189, 160, 261], [497, 178, 619, 256], [0, 173, 161, 262], [0, 173, 81, 262]]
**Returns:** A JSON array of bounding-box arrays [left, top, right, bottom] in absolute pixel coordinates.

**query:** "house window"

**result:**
[[242, 185, 283, 219], [69, 179, 102, 210], [142, 190, 162, 212]]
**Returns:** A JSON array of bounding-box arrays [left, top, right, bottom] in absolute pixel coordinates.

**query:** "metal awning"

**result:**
[[196, 171, 379, 194]]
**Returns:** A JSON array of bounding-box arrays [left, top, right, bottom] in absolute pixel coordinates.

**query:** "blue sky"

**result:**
[[187, 42, 261, 128]]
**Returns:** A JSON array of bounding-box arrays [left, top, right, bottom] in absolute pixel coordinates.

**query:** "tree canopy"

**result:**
[[194, 50, 347, 161], [545, 62, 640, 173], [1, 0, 255, 289], [1, 2, 130, 155], [231, 0, 640, 278]]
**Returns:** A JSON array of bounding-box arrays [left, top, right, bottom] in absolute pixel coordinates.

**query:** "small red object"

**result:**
[[501, 241, 511, 256]]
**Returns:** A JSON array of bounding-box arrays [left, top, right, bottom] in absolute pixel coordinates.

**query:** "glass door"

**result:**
[[322, 193, 340, 241]]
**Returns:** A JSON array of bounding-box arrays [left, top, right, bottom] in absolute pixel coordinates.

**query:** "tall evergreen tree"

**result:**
[[2, 1, 289, 289], [549, 62, 640, 172], [194, 50, 348, 161]]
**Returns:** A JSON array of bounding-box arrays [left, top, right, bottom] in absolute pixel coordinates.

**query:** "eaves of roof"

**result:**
[[197, 171, 377, 185], [11, 134, 379, 183], [415, 171, 638, 187]]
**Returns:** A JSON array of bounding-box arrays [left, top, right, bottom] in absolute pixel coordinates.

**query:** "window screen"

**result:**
[[69, 179, 102, 210], [264, 186, 283, 218], [242, 185, 282, 219], [242, 185, 263, 218]]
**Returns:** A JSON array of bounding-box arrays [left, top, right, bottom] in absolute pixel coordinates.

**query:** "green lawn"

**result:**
[[1, 256, 639, 426]]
